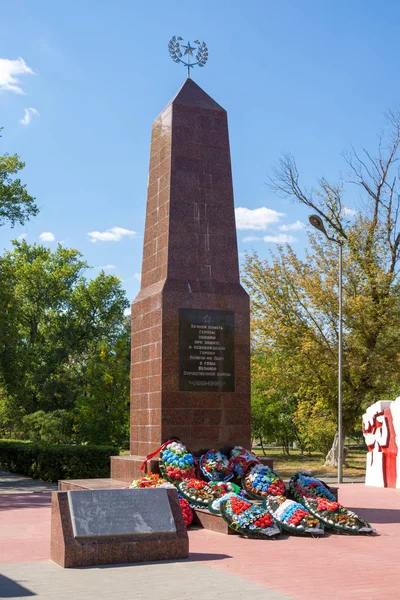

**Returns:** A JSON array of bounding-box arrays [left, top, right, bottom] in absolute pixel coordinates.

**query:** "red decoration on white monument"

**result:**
[[362, 398, 400, 488]]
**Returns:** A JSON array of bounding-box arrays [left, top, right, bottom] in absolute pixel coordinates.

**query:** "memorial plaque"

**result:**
[[179, 308, 235, 392], [67, 488, 176, 538]]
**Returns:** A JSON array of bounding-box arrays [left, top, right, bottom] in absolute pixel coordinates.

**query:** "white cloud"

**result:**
[[279, 220, 305, 232], [88, 226, 137, 243], [96, 264, 117, 270], [242, 236, 262, 242], [19, 107, 39, 126], [134, 273, 141, 282], [341, 206, 356, 217], [123, 307, 131, 317], [263, 233, 296, 243], [39, 231, 55, 242], [235, 207, 284, 230], [17, 233, 28, 241], [0, 57, 34, 94]]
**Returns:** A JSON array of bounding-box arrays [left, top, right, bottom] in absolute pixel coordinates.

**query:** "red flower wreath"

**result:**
[[179, 497, 194, 526]]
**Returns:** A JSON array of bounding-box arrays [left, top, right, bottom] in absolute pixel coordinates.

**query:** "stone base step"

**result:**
[[192, 508, 237, 535], [58, 478, 128, 492]]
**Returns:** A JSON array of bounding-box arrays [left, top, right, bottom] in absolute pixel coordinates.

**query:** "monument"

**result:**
[[362, 397, 400, 488], [111, 37, 251, 481]]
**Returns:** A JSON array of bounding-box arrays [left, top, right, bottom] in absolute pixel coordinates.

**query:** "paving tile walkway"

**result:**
[[0, 471, 56, 494], [189, 484, 400, 600], [0, 561, 291, 600], [0, 493, 52, 564], [1, 474, 399, 599]]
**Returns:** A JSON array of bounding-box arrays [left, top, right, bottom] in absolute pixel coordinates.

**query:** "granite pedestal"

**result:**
[[51, 487, 188, 568]]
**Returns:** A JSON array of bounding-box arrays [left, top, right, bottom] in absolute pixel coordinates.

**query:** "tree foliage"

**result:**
[[22, 410, 74, 444], [73, 324, 130, 447], [0, 129, 39, 227], [251, 351, 300, 454], [0, 241, 130, 445], [245, 111, 400, 462]]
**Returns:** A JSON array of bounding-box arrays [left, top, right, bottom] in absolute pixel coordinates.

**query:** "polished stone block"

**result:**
[[192, 508, 238, 535], [50, 488, 188, 568], [111, 455, 160, 482], [59, 478, 127, 492], [68, 488, 176, 539]]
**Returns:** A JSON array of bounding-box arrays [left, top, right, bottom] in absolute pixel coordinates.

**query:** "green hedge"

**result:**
[[0, 440, 119, 482]]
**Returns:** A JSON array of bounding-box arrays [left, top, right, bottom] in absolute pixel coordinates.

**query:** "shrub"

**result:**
[[0, 440, 119, 482], [22, 410, 74, 444]]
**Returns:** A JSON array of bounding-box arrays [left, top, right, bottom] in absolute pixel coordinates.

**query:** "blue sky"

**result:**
[[1, 0, 400, 305]]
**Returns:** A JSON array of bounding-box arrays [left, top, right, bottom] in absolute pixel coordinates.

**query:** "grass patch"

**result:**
[[252, 447, 366, 478]]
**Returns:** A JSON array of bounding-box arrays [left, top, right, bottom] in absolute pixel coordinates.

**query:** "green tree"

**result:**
[[74, 323, 130, 447], [0, 241, 129, 440], [0, 129, 38, 227], [244, 111, 400, 465], [251, 351, 300, 455], [22, 409, 74, 444], [294, 399, 336, 456], [0, 375, 24, 438]]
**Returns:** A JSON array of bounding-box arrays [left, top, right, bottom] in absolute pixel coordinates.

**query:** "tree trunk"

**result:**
[[281, 438, 290, 455], [324, 428, 347, 467], [259, 436, 267, 456], [324, 431, 339, 466]]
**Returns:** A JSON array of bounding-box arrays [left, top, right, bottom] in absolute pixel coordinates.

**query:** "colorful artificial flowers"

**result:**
[[266, 495, 324, 536], [179, 496, 194, 526], [229, 446, 260, 477], [177, 478, 216, 508], [159, 440, 197, 483], [199, 449, 233, 481], [243, 463, 286, 499], [129, 472, 174, 489], [289, 472, 373, 534], [219, 493, 281, 538]]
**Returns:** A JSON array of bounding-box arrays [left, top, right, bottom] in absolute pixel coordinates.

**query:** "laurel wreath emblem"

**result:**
[[168, 36, 209, 71]]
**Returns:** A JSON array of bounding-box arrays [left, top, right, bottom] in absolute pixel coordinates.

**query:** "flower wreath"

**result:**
[[178, 496, 194, 527], [243, 463, 286, 499], [129, 472, 175, 489], [207, 482, 242, 514], [229, 446, 260, 477], [289, 471, 336, 502], [199, 449, 233, 482], [177, 478, 216, 508], [289, 472, 373, 534], [265, 495, 324, 536], [141, 439, 197, 483], [219, 494, 281, 539]]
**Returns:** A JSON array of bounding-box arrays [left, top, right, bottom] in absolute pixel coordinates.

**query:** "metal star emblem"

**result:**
[[203, 315, 212, 324], [182, 42, 196, 56], [168, 36, 209, 78]]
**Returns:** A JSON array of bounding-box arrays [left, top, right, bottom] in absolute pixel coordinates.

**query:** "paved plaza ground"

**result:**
[[0, 471, 399, 599]]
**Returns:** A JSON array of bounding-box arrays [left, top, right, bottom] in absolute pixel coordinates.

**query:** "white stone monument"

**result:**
[[362, 397, 400, 488]]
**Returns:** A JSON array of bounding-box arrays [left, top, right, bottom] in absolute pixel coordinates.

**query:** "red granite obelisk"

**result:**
[[111, 78, 250, 481]]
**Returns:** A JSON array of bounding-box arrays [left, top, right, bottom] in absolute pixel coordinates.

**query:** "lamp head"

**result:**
[[309, 214, 327, 235]]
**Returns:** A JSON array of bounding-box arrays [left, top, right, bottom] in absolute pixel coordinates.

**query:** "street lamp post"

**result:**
[[308, 214, 343, 484]]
